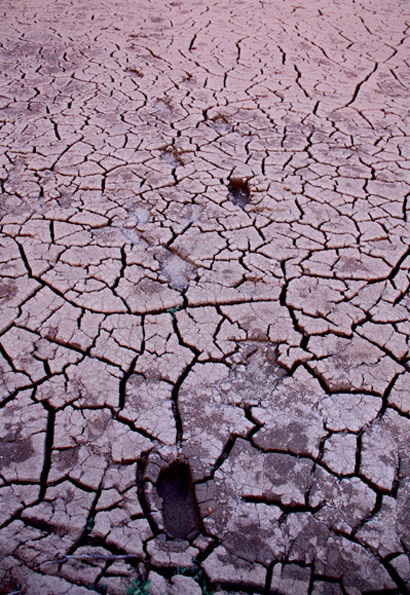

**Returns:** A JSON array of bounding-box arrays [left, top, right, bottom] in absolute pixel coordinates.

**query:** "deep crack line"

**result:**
[[338, 62, 379, 110]]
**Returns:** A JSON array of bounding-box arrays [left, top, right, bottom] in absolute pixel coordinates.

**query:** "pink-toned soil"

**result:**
[[1, 0, 410, 593]]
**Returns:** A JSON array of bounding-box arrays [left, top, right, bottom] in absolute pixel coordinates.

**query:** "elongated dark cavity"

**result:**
[[227, 177, 250, 208], [156, 461, 201, 540]]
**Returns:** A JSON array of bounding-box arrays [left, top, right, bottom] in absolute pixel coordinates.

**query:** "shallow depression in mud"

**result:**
[[156, 461, 201, 540]]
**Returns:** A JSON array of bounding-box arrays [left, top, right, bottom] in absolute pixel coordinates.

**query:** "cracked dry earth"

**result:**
[[1, 0, 410, 593]]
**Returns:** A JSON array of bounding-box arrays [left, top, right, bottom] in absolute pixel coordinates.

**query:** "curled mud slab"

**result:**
[[1, 0, 410, 593]]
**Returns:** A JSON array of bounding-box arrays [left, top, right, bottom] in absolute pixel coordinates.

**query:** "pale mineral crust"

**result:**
[[1, 0, 410, 593]]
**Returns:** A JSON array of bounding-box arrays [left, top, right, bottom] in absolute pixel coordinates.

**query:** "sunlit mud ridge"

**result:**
[[1, 0, 410, 593]]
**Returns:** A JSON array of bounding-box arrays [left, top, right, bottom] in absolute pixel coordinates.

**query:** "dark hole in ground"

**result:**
[[0, 581, 20, 595], [227, 177, 250, 209], [156, 460, 201, 540]]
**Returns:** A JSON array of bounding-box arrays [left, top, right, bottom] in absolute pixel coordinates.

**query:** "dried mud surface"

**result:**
[[1, 0, 410, 593]]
